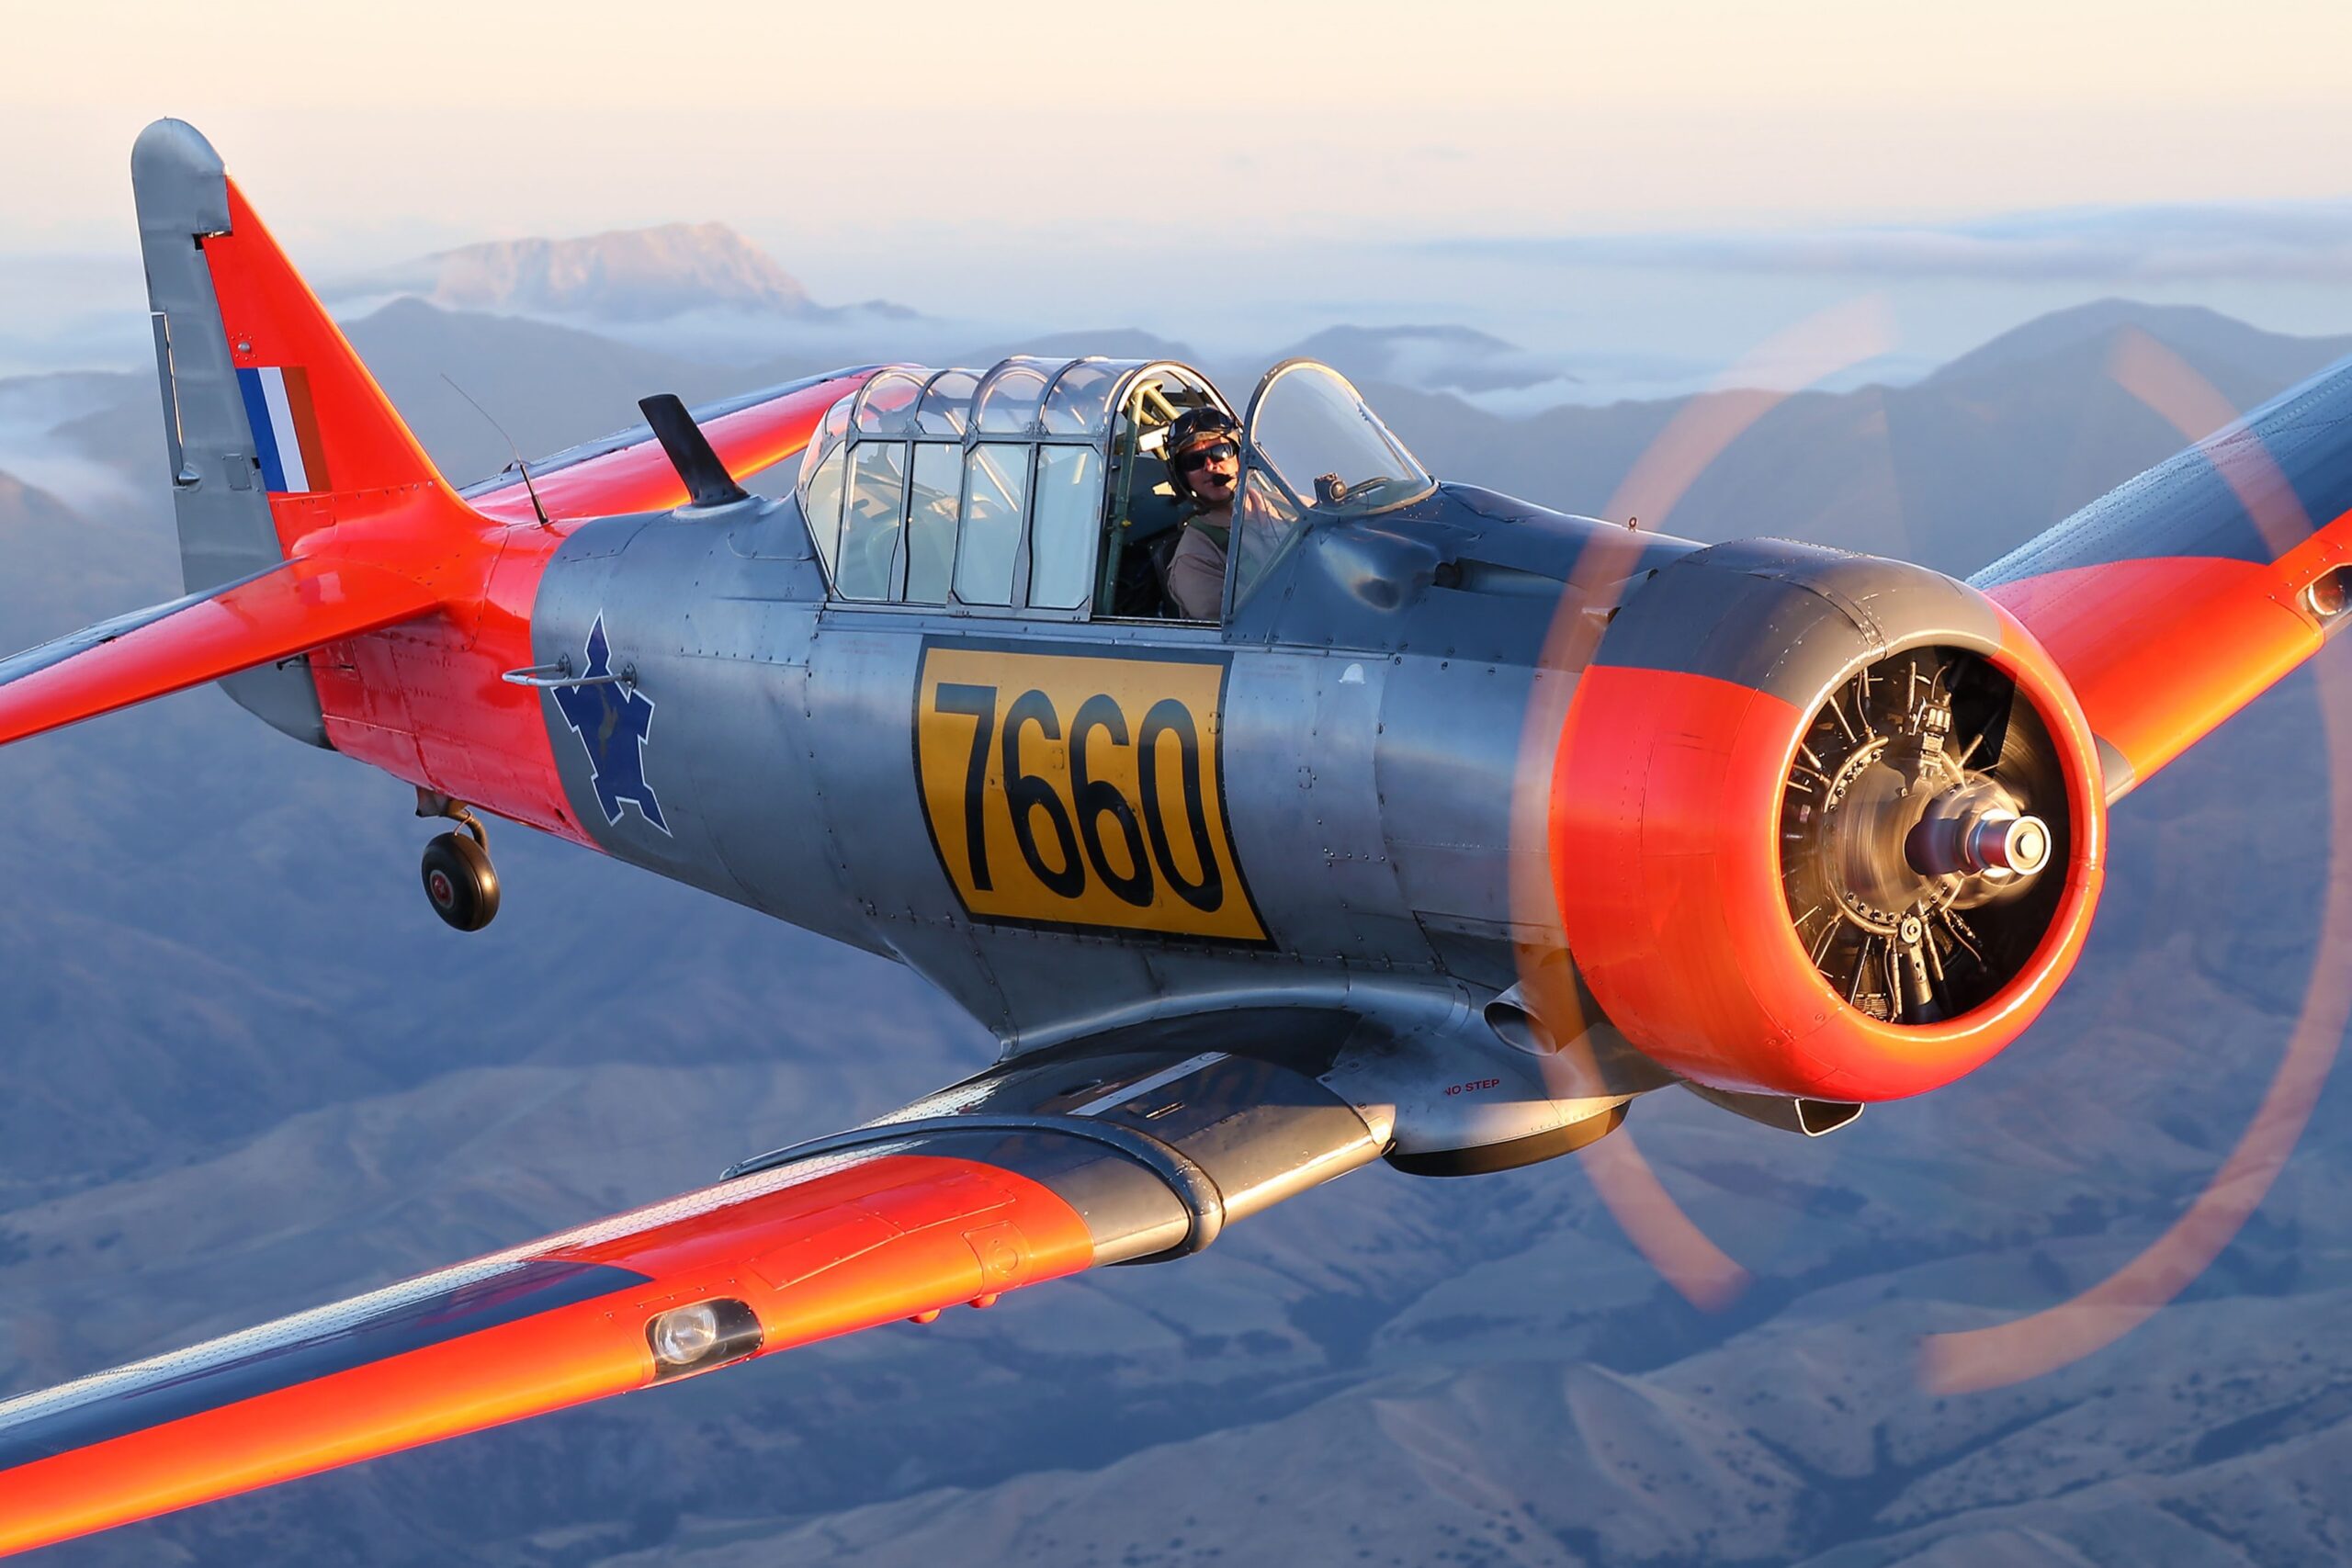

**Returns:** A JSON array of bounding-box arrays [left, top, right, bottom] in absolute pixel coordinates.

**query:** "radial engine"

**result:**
[[1549, 539, 2108, 1101]]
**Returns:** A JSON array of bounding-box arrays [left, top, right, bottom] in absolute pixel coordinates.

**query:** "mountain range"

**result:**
[[334, 222, 860, 322], [1, 297, 2350, 1564]]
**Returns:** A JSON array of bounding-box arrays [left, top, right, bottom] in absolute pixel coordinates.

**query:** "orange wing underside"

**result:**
[[0, 1151, 1095, 1556], [1974, 353, 2352, 799], [1988, 554, 2335, 794], [0, 1038, 1375, 1558]]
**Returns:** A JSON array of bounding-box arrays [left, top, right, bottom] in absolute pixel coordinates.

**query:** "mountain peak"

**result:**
[[1925, 297, 2352, 389], [351, 223, 820, 321]]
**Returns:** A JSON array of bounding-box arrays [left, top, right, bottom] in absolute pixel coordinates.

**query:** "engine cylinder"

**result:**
[[1548, 539, 2106, 1101]]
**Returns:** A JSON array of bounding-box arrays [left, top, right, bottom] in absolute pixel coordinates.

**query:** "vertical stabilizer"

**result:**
[[130, 118, 454, 747]]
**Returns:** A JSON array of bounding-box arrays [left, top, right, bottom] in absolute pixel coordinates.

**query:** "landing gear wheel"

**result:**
[[421, 831, 500, 931]]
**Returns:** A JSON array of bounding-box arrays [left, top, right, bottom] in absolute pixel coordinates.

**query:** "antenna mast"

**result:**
[[442, 374, 552, 529]]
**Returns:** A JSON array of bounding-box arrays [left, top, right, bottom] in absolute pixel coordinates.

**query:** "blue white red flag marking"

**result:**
[[552, 615, 668, 833], [233, 366, 327, 493]]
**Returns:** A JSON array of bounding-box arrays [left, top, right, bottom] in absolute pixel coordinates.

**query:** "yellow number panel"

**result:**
[[914, 643, 1268, 942]]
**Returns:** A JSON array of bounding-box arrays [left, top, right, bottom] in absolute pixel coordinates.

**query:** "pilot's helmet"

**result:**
[[1167, 407, 1241, 501]]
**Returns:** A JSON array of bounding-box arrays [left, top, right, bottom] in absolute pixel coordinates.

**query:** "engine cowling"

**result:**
[[1548, 538, 2107, 1101]]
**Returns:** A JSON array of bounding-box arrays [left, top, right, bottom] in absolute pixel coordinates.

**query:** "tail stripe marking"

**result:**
[[254, 367, 307, 491], [282, 367, 330, 491], [232, 367, 283, 490], [233, 366, 322, 493]]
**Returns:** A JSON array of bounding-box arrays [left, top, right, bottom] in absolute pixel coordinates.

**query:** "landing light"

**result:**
[[2306, 565, 2352, 621], [646, 1298, 763, 1379], [651, 1303, 718, 1363]]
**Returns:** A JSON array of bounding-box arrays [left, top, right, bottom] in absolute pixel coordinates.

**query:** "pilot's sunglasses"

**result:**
[[1180, 442, 1238, 471]]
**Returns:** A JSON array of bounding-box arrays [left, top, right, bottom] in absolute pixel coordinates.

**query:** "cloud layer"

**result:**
[[1452, 201, 2352, 285]]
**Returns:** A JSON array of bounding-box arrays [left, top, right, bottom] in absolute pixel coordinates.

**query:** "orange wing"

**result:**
[[1973, 350, 2352, 800], [0, 1048, 1383, 1556], [460, 369, 879, 526]]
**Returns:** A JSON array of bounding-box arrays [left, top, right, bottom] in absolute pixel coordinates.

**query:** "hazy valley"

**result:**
[[1, 224, 2350, 1565]]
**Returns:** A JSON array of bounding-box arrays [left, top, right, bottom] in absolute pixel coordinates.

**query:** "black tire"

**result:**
[[420, 831, 501, 931]]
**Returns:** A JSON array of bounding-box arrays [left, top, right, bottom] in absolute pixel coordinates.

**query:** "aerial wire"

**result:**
[[442, 373, 553, 528]]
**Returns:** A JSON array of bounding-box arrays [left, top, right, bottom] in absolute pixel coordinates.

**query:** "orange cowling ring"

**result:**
[[1549, 579, 2106, 1103]]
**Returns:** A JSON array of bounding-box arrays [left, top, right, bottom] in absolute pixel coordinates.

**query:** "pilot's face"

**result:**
[[1182, 440, 1239, 505]]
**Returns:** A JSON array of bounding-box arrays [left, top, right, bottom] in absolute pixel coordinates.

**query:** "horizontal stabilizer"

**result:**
[[0, 557, 441, 748]]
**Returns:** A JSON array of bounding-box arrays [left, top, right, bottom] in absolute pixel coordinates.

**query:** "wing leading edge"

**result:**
[[0, 1047, 1384, 1555], [1973, 349, 2352, 800]]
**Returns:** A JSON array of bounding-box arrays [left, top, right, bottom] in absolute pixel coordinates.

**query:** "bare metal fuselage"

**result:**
[[524, 482, 1693, 1160]]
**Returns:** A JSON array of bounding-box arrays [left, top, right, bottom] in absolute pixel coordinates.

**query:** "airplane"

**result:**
[[0, 117, 2346, 1554]]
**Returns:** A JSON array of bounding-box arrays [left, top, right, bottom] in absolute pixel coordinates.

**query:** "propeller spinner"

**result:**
[[1781, 646, 2064, 1025]]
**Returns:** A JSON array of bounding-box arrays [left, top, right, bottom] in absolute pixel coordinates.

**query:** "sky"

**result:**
[[5, 0, 2352, 383]]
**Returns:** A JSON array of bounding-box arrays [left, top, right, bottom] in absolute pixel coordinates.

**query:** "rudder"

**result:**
[[131, 118, 451, 746]]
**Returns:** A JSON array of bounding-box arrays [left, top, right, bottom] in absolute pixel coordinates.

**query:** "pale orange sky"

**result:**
[[5, 0, 2351, 381], [7, 0, 2352, 259]]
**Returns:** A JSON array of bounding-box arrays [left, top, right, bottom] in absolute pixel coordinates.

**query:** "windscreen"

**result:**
[[1243, 362, 1432, 519]]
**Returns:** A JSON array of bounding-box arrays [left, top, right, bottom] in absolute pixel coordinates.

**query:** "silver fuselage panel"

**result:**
[[527, 483, 1696, 1058]]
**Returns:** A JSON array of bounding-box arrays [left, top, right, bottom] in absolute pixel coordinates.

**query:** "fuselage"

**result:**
[[519, 477, 1693, 1052]]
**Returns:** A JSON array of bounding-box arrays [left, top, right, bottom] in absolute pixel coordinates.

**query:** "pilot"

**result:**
[[1164, 407, 1242, 621]]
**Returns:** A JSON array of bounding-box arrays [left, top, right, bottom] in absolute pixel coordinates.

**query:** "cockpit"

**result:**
[[795, 355, 1433, 623]]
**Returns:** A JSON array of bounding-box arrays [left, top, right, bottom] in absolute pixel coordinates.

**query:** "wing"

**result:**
[[0, 1043, 1383, 1555], [1972, 351, 2352, 800], [460, 368, 880, 526]]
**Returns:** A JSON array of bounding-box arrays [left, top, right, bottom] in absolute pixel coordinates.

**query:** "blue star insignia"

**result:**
[[551, 615, 670, 834]]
